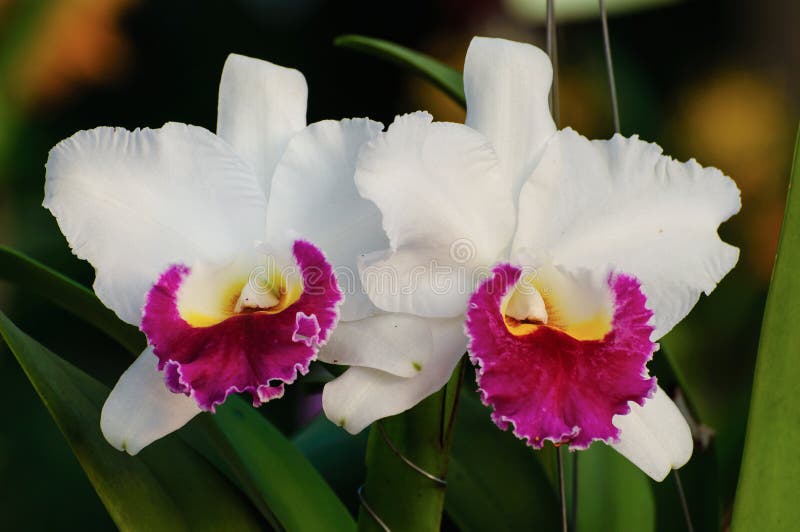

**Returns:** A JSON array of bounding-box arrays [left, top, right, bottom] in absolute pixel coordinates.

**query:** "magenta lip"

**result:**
[[465, 262, 657, 449], [141, 239, 342, 411]]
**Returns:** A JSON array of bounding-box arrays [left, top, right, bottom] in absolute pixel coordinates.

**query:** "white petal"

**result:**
[[512, 129, 741, 339], [318, 313, 434, 377], [44, 123, 267, 325], [217, 53, 308, 192], [266, 118, 386, 321], [611, 386, 694, 481], [101, 347, 201, 455], [464, 36, 556, 195], [322, 317, 466, 434], [355, 111, 515, 318]]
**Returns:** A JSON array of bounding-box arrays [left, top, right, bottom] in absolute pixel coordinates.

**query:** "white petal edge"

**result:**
[[512, 128, 741, 339], [610, 386, 694, 481], [217, 53, 308, 193], [355, 111, 515, 318], [464, 36, 556, 196], [318, 313, 434, 377], [44, 123, 267, 325], [322, 317, 466, 434], [266, 118, 386, 321], [101, 347, 201, 455]]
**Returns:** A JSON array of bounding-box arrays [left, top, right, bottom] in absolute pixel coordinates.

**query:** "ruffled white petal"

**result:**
[[318, 314, 434, 377], [464, 36, 556, 195], [101, 347, 201, 455], [322, 317, 466, 434], [611, 386, 694, 481], [266, 118, 386, 321], [512, 129, 741, 339], [217, 53, 308, 193], [44, 123, 267, 325], [355, 111, 515, 318]]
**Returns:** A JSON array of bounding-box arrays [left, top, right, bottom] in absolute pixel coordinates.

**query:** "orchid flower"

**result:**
[[44, 54, 385, 454], [323, 37, 740, 481]]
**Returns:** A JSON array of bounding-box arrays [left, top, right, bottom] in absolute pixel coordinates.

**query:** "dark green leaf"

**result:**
[[335, 34, 465, 107], [0, 245, 144, 353], [576, 444, 655, 532], [292, 414, 368, 515], [200, 400, 356, 532], [731, 125, 800, 529], [358, 363, 463, 531], [0, 309, 262, 531], [0, 245, 354, 531], [649, 350, 719, 532], [446, 390, 560, 532]]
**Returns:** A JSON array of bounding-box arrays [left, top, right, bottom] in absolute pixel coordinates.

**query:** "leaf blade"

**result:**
[[0, 246, 354, 530], [201, 400, 357, 532], [731, 125, 800, 529], [0, 245, 143, 353], [0, 309, 262, 532], [335, 34, 465, 107], [446, 391, 560, 532]]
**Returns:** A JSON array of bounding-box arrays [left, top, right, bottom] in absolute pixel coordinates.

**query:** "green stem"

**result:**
[[358, 359, 465, 531]]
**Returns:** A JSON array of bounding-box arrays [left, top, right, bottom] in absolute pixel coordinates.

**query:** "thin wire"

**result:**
[[673, 471, 695, 532], [546, 0, 560, 126], [600, 4, 693, 531], [376, 422, 448, 486], [599, 0, 621, 134], [358, 485, 391, 532], [546, 4, 570, 529], [557, 447, 568, 532]]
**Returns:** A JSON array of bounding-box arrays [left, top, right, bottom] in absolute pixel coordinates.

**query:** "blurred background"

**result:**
[[0, 0, 796, 529]]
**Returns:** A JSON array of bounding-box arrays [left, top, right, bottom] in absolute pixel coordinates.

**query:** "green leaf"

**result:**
[[358, 363, 463, 531], [575, 444, 655, 532], [0, 309, 262, 531], [335, 34, 465, 107], [648, 350, 719, 532], [0, 245, 354, 531], [293, 414, 369, 514], [0, 245, 144, 354], [446, 391, 560, 531], [731, 125, 800, 529], [200, 401, 356, 532]]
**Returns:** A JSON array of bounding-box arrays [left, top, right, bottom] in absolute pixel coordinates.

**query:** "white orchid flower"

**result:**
[[322, 36, 740, 482], [44, 54, 385, 455]]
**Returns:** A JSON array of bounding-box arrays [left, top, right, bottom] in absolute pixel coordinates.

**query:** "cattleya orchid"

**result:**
[[43, 54, 388, 454], [323, 36, 740, 481]]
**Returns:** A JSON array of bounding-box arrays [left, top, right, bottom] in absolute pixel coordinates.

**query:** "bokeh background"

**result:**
[[0, 0, 797, 529]]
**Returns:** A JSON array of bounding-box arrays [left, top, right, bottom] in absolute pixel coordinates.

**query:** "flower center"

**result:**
[[176, 251, 303, 328], [500, 268, 613, 341]]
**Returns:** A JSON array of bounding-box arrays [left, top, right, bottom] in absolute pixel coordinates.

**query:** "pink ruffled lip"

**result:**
[[141, 239, 342, 411], [466, 262, 657, 450]]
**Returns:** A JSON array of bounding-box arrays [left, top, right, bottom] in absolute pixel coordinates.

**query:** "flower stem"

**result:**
[[557, 447, 568, 532], [357, 359, 465, 532], [673, 470, 695, 532], [571, 453, 578, 531]]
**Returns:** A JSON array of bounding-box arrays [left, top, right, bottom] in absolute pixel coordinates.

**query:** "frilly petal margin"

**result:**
[[141, 240, 342, 411], [43, 123, 268, 326], [513, 128, 741, 340], [466, 263, 657, 449]]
